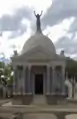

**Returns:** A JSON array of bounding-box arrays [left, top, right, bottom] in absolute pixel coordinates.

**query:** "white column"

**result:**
[[62, 66, 65, 94], [28, 65, 31, 93], [18, 68, 21, 95], [22, 66, 25, 95], [52, 66, 55, 94], [47, 65, 50, 94], [13, 66, 16, 95]]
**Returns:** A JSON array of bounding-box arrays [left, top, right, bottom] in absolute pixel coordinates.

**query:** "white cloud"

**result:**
[[43, 18, 74, 43], [0, 16, 76, 58], [0, 0, 52, 16], [55, 36, 77, 57], [43, 25, 66, 43], [0, 25, 32, 58], [61, 17, 74, 31], [43, 0, 77, 28], [0, 0, 77, 60], [21, 18, 30, 28]]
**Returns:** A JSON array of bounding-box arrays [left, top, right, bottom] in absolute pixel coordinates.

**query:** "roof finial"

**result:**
[[34, 11, 43, 33]]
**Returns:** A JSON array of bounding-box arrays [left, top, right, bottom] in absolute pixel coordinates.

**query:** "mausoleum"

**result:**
[[11, 12, 66, 105]]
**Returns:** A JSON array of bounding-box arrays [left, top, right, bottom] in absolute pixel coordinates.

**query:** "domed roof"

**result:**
[[22, 32, 56, 54], [21, 11, 56, 54]]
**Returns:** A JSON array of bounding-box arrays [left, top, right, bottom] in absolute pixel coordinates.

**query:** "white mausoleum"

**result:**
[[11, 12, 66, 105]]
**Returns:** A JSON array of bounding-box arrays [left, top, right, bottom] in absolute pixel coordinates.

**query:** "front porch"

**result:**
[[12, 64, 66, 105], [13, 64, 65, 95]]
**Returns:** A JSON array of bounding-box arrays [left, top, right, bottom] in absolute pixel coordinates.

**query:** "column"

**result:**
[[52, 66, 55, 94], [18, 67, 21, 95], [13, 66, 17, 95], [62, 66, 65, 94], [47, 65, 50, 94], [28, 65, 31, 93], [22, 66, 25, 95]]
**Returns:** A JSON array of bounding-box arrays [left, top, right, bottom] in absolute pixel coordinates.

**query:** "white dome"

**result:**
[[21, 32, 56, 54]]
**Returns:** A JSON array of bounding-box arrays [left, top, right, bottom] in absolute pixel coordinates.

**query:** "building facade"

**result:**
[[11, 12, 66, 105]]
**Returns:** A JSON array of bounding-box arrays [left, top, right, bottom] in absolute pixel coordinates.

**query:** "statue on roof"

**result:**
[[34, 11, 43, 32]]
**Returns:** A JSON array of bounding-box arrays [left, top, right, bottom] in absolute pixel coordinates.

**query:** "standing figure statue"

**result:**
[[34, 11, 43, 32]]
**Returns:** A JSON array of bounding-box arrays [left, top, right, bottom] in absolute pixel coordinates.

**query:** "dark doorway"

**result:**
[[35, 74, 43, 94]]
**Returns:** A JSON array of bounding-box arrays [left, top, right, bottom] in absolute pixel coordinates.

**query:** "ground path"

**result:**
[[1, 100, 77, 119]]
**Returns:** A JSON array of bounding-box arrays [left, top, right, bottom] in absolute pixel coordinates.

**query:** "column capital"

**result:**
[[28, 64, 32, 69], [22, 66, 26, 70], [52, 66, 55, 70], [13, 66, 17, 70], [47, 64, 51, 68], [62, 67, 65, 72], [47, 65, 50, 69]]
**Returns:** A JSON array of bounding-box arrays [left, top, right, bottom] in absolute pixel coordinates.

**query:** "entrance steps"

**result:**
[[31, 95, 46, 105]]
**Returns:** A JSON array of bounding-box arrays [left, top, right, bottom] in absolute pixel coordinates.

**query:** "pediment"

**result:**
[[21, 45, 53, 60], [12, 45, 64, 62], [26, 51, 51, 60]]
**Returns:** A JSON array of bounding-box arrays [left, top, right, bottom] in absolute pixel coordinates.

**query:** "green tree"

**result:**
[[66, 57, 77, 78], [0, 62, 5, 68]]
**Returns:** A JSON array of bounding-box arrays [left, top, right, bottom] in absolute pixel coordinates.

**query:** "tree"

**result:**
[[66, 57, 77, 78], [0, 62, 5, 68]]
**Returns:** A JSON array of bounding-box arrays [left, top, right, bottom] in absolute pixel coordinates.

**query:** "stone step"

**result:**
[[32, 95, 46, 105]]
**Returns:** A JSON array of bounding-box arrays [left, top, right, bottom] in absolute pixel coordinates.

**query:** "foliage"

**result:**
[[0, 61, 13, 85], [0, 62, 5, 68], [7, 76, 13, 85], [66, 57, 77, 78]]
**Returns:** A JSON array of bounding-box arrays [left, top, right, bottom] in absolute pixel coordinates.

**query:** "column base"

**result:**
[[46, 93, 66, 105], [66, 98, 77, 105], [12, 93, 33, 105]]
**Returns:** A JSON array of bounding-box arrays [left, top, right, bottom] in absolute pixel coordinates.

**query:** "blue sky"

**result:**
[[0, 0, 77, 60]]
